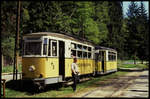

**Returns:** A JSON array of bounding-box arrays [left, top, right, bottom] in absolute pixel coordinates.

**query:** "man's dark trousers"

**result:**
[[72, 73, 78, 91]]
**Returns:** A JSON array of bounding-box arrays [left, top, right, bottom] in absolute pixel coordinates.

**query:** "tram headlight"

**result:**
[[29, 65, 35, 72]]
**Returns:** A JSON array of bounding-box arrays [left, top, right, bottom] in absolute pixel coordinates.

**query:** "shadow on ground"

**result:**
[[5, 80, 63, 95]]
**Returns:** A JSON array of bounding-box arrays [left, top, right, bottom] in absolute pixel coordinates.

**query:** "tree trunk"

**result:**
[[2, 54, 4, 67]]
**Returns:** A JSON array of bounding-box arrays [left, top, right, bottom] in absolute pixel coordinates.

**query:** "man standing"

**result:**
[[71, 57, 79, 92]]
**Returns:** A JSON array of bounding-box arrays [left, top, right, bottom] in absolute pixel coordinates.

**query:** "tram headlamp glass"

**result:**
[[29, 65, 35, 72]]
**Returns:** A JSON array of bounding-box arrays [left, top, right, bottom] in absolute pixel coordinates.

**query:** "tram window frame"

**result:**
[[71, 43, 76, 49], [52, 40, 57, 56], [113, 54, 116, 61], [24, 41, 42, 55], [108, 55, 111, 61], [71, 49, 76, 57], [98, 51, 102, 61], [108, 52, 116, 61], [83, 52, 87, 58], [88, 47, 91, 51], [113, 55, 115, 61], [88, 52, 91, 59], [77, 51, 82, 58], [48, 39, 51, 56], [114, 55, 116, 61], [70, 42, 93, 59], [77, 44, 82, 50], [83, 46, 87, 51], [108, 52, 111, 61], [43, 38, 48, 55]]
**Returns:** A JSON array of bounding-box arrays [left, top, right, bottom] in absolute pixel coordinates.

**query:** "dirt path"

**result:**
[[70, 70, 149, 98]]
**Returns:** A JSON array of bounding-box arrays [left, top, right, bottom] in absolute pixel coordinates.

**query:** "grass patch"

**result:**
[[119, 63, 148, 69], [4, 71, 128, 98], [117, 60, 149, 69], [2, 64, 22, 73]]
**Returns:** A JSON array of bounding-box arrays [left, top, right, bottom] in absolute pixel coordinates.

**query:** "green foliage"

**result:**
[[119, 63, 148, 69], [100, 2, 124, 55], [126, 1, 149, 61], [1, 1, 149, 64], [93, 1, 109, 44], [2, 64, 22, 73], [1, 1, 17, 64], [2, 37, 15, 59], [136, 2, 149, 61]]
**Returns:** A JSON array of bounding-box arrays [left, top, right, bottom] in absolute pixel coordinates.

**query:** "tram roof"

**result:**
[[95, 46, 117, 52], [24, 32, 95, 46]]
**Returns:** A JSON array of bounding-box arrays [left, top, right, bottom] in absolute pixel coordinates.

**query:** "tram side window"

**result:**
[[43, 38, 48, 55], [71, 50, 76, 57], [71, 43, 76, 49], [88, 47, 91, 51], [48, 39, 51, 56], [88, 53, 91, 58], [109, 54, 114, 61], [83, 46, 87, 51], [77, 51, 82, 58], [113, 54, 116, 61], [108, 55, 111, 61], [83, 52, 87, 58], [77, 44, 82, 50], [52, 41, 57, 56], [114, 55, 116, 61], [25, 42, 41, 55], [108, 52, 116, 61], [98, 51, 101, 61]]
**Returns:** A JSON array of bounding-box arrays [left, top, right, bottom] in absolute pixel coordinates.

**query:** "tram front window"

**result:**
[[25, 42, 42, 55]]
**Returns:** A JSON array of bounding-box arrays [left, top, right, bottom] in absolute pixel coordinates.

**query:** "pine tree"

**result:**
[[126, 1, 141, 64], [105, 1, 124, 59], [136, 2, 149, 63]]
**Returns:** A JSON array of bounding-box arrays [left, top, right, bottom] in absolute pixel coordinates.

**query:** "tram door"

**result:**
[[59, 41, 65, 79], [101, 51, 105, 73]]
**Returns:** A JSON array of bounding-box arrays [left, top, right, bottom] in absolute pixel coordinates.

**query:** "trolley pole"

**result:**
[[13, 0, 21, 81]]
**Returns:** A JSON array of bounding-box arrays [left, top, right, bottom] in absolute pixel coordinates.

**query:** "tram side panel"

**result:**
[[22, 57, 46, 78], [64, 58, 95, 77], [105, 61, 116, 69], [22, 57, 59, 79], [45, 58, 59, 78], [65, 58, 73, 78], [78, 59, 94, 75], [105, 51, 117, 72], [105, 61, 117, 72]]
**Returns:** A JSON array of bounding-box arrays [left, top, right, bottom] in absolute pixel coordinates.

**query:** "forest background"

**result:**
[[1, 1, 149, 66]]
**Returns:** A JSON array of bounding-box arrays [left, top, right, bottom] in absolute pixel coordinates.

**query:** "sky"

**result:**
[[123, 1, 149, 17]]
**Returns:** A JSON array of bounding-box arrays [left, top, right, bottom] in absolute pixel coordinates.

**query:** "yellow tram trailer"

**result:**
[[22, 32, 117, 88], [94, 46, 117, 75]]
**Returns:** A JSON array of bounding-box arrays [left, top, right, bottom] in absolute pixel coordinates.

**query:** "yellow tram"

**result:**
[[94, 46, 117, 75], [22, 32, 117, 89]]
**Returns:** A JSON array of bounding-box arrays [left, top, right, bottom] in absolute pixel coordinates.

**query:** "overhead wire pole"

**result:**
[[13, 0, 21, 80]]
